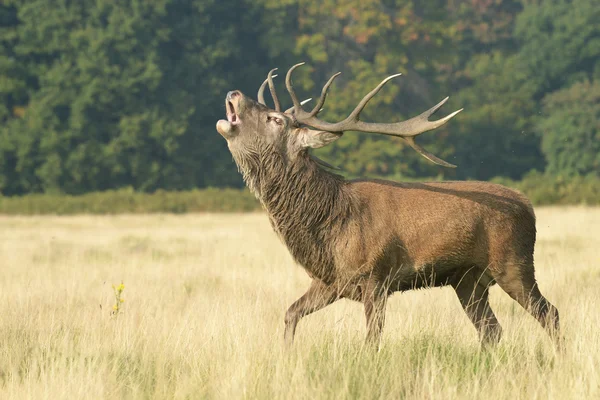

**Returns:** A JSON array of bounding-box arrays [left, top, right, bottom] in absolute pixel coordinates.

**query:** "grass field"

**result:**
[[0, 207, 598, 399]]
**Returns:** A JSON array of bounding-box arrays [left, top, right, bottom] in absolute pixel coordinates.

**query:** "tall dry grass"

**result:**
[[0, 207, 598, 399]]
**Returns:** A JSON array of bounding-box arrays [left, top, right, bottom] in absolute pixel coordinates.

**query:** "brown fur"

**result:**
[[216, 91, 560, 347]]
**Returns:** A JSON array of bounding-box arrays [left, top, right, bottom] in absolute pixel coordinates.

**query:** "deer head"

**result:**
[[216, 63, 462, 193]]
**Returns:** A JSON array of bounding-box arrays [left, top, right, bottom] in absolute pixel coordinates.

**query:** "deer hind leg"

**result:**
[[452, 268, 502, 346], [493, 263, 560, 342], [284, 279, 338, 347]]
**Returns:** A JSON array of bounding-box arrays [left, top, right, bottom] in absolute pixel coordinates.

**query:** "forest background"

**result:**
[[0, 0, 598, 211]]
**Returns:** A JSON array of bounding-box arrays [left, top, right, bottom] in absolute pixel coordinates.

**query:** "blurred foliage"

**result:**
[[538, 80, 600, 178], [492, 172, 600, 206], [0, 187, 261, 214], [0, 175, 597, 215], [0, 0, 275, 194], [0, 0, 598, 201]]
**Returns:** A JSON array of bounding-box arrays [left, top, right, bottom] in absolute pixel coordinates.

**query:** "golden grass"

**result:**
[[0, 207, 598, 399]]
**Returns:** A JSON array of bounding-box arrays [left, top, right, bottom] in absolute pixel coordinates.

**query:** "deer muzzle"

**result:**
[[217, 90, 243, 139], [226, 91, 242, 125]]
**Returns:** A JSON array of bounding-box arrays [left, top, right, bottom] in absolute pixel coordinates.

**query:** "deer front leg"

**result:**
[[284, 280, 338, 347], [363, 278, 388, 348]]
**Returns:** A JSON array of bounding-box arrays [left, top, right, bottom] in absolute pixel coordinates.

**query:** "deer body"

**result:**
[[217, 64, 560, 347]]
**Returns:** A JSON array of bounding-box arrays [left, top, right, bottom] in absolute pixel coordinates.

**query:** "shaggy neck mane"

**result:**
[[233, 146, 354, 282]]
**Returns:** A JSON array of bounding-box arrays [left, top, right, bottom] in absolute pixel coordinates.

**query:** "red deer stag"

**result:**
[[216, 63, 560, 347]]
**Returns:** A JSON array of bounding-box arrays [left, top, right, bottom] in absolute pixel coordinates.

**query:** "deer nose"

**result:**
[[227, 91, 241, 100]]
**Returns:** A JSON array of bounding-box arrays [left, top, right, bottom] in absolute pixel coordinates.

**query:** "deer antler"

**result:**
[[284, 62, 463, 168], [257, 68, 281, 111], [257, 73, 277, 106], [258, 71, 312, 114]]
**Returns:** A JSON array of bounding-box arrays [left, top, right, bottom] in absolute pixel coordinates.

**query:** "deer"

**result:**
[[216, 63, 560, 348]]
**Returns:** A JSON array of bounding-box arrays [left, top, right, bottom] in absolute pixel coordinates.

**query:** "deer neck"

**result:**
[[241, 151, 351, 283]]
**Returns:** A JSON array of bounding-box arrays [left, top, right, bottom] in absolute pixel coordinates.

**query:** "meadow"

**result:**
[[0, 207, 598, 399]]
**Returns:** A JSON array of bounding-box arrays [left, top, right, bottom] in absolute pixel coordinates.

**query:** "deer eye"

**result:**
[[267, 116, 284, 125]]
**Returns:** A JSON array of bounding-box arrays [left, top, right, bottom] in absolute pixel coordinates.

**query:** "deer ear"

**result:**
[[295, 128, 342, 149]]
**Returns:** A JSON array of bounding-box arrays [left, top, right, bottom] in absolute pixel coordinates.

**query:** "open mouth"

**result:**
[[226, 101, 240, 125]]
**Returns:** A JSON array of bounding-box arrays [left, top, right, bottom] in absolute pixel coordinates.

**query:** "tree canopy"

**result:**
[[0, 0, 597, 195]]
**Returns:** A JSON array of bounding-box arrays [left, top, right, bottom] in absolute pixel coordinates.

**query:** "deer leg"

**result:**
[[363, 278, 388, 348], [493, 264, 560, 343], [284, 280, 338, 347], [452, 269, 502, 346]]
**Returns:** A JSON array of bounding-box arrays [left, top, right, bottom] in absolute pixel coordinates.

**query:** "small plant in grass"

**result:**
[[112, 282, 125, 316]]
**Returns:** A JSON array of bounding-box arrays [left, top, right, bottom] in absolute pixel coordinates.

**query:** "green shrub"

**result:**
[[0, 174, 597, 215], [491, 172, 600, 206], [0, 187, 261, 215]]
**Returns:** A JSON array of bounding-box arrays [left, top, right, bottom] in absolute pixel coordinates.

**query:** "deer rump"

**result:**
[[216, 63, 560, 348]]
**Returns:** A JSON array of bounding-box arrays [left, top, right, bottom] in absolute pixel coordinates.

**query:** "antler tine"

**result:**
[[419, 97, 464, 130], [267, 68, 281, 111], [285, 62, 306, 114], [403, 137, 457, 168], [286, 63, 342, 119], [383, 99, 463, 138], [422, 96, 449, 118], [404, 96, 464, 135], [309, 72, 341, 117], [346, 74, 402, 122], [258, 74, 278, 105], [285, 98, 312, 114]]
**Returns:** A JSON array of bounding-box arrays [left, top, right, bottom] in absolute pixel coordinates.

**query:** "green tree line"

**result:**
[[0, 0, 598, 196]]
